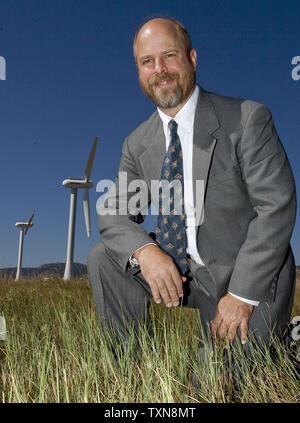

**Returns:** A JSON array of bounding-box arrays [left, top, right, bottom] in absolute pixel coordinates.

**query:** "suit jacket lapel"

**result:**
[[193, 87, 220, 202], [139, 112, 166, 191]]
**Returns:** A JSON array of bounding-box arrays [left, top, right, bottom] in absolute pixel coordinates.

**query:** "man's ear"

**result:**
[[190, 49, 197, 70]]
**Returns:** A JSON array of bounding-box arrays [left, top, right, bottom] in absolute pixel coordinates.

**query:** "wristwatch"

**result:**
[[129, 255, 139, 268]]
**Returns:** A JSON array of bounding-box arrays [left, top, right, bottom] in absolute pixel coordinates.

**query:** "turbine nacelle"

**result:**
[[15, 222, 34, 229], [62, 179, 93, 189], [15, 213, 35, 234]]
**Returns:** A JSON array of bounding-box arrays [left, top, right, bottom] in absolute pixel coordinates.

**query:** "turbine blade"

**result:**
[[83, 189, 91, 238], [85, 137, 98, 181], [25, 213, 34, 235]]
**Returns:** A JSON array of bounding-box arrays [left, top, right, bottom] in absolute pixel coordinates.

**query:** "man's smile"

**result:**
[[153, 79, 175, 88]]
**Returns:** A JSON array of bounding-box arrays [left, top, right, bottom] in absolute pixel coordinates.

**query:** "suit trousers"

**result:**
[[87, 241, 295, 353]]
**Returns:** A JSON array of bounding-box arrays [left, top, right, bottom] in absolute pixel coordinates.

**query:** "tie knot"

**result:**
[[168, 119, 178, 137]]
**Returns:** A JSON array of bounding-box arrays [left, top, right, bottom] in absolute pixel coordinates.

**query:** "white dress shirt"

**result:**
[[132, 84, 259, 306]]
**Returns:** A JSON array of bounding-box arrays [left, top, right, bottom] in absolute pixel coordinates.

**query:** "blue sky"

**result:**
[[0, 0, 299, 268]]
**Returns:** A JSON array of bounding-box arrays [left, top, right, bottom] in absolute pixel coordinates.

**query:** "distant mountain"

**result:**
[[1, 263, 299, 280], [0, 263, 87, 279]]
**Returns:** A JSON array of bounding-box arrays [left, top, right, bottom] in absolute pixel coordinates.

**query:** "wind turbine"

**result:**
[[62, 137, 98, 280], [15, 213, 34, 281]]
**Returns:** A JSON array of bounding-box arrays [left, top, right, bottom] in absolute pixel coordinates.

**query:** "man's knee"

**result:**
[[87, 241, 106, 272], [88, 241, 125, 283]]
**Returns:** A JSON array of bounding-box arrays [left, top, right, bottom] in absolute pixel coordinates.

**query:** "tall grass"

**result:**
[[0, 275, 299, 403]]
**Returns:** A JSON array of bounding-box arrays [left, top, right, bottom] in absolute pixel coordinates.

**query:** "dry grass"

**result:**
[[0, 274, 299, 403]]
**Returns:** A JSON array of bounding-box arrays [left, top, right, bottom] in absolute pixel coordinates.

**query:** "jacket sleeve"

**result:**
[[227, 104, 297, 301], [97, 136, 155, 271]]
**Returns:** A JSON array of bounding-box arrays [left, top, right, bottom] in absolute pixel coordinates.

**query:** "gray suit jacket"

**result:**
[[98, 86, 297, 303]]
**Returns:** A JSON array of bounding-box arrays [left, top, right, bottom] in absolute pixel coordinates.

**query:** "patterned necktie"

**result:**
[[156, 119, 188, 274]]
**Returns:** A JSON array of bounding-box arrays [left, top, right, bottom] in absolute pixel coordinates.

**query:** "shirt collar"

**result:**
[[157, 84, 199, 130]]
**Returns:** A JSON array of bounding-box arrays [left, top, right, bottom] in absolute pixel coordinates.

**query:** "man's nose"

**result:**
[[154, 57, 167, 74]]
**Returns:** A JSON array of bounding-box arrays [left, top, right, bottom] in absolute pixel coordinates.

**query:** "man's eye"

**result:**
[[166, 53, 175, 58], [142, 59, 151, 65]]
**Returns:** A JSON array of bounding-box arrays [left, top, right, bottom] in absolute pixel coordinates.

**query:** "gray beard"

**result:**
[[149, 86, 183, 109], [140, 70, 196, 110]]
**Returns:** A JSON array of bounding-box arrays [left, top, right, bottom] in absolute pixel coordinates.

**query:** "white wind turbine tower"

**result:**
[[62, 137, 98, 280], [15, 213, 34, 281]]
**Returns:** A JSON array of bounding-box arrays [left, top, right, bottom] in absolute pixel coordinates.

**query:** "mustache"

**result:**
[[149, 72, 179, 86]]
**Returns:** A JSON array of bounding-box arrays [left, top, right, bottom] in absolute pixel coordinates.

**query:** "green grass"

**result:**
[[0, 275, 299, 403]]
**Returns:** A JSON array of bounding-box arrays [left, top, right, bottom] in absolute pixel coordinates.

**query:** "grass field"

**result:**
[[0, 273, 299, 403]]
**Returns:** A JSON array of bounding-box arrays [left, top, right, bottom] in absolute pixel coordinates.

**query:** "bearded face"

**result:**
[[138, 66, 195, 109]]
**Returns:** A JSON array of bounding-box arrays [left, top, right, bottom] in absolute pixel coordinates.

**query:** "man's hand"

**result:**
[[211, 293, 254, 345], [133, 244, 187, 307]]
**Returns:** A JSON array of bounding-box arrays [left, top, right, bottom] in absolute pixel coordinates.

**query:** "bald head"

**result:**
[[133, 18, 192, 63]]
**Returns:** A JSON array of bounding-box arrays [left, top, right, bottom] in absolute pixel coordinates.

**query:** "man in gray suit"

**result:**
[[88, 18, 296, 353]]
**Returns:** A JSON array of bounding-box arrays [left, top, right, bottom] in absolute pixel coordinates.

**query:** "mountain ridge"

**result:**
[[0, 264, 299, 280], [0, 262, 87, 279]]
